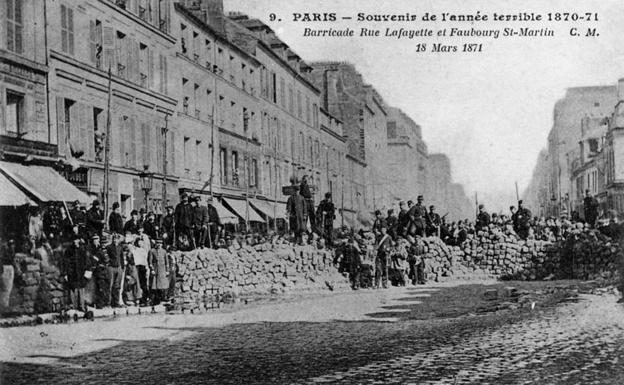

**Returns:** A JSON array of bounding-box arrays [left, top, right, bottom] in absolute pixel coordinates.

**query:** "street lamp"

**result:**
[[140, 164, 154, 211]]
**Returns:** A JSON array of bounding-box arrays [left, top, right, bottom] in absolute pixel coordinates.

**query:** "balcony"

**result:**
[[0, 135, 58, 158]]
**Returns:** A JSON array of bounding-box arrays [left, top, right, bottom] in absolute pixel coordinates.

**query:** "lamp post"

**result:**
[[140, 165, 154, 211]]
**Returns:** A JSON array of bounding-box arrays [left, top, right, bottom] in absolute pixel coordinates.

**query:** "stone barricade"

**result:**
[[417, 228, 621, 282], [173, 244, 350, 311], [1, 255, 66, 316]]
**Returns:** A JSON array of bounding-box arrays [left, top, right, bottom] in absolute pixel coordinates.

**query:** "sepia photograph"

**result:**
[[1, 0, 624, 383]]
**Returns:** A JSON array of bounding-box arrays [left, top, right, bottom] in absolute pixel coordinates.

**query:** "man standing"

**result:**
[[161, 206, 176, 248], [143, 212, 159, 240], [206, 196, 221, 248], [106, 234, 125, 307], [346, 235, 362, 290], [316, 192, 335, 246], [193, 196, 209, 248], [299, 175, 316, 231], [513, 200, 532, 239], [397, 201, 409, 237], [108, 202, 124, 235], [64, 236, 93, 311], [175, 193, 194, 250], [124, 210, 141, 235], [287, 185, 307, 243], [408, 236, 427, 285], [426, 205, 441, 237], [583, 190, 600, 228], [375, 226, 392, 289], [372, 210, 386, 241], [149, 239, 169, 305], [476, 204, 491, 232], [386, 209, 398, 240], [93, 235, 111, 309], [85, 200, 105, 237], [408, 195, 427, 237]]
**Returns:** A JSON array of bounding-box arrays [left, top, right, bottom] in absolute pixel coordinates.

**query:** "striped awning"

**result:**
[[249, 198, 287, 220], [0, 172, 37, 206], [0, 161, 90, 203], [210, 200, 239, 224], [222, 197, 265, 222]]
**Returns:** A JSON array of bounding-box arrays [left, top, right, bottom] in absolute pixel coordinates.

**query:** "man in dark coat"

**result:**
[[386, 209, 398, 240], [287, 185, 307, 243], [513, 200, 532, 239], [193, 196, 209, 248], [299, 176, 316, 230], [63, 236, 94, 311], [143, 211, 159, 240], [85, 200, 105, 236], [161, 206, 175, 247], [475, 204, 491, 232], [372, 210, 387, 242], [407, 195, 427, 236], [426, 205, 441, 237], [206, 197, 221, 248], [396, 201, 409, 237], [124, 210, 141, 235], [316, 192, 335, 246], [408, 236, 427, 285], [375, 226, 393, 289], [175, 193, 194, 249], [583, 190, 600, 228], [93, 234, 111, 309], [108, 202, 124, 235], [106, 234, 125, 307]]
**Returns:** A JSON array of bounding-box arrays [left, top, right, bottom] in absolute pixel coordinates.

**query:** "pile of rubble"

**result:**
[[173, 243, 349, 311]]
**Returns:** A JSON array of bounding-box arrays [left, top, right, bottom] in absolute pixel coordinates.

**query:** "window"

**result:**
[[6, 0, 23, 54], [195, 140, 201, 178], [192, 31, 199, 61], [205, 39, 212, 67], [180, 23, 187, 54], [158, 54, 167, 94], [61, 4, 75, 55], [271, 72, 277, 103], [5, 91, 24, 135], [306, 96, 311, 123], [220, 147, 228, 184], [288, 86, 294, 114], [312, 103, 318, 128], [93, 107, 105, 162], [297, 90, 302, 118], [232, 151, 239, 186]]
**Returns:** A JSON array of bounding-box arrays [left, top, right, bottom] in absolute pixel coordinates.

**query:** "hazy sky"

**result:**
[[225, 0, 624, 211]]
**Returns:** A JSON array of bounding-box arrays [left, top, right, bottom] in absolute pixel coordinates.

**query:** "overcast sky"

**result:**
[[225, 0, 624, 212]]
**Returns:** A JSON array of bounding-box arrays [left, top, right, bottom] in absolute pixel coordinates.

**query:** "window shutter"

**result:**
[[85, 105, 95, 160], [118, 116, 126, 166], [142, 123, 149, 167], [169, 131, 176, 175], [89, 20, 97, 64], [102, 26, 115, 70], [77, 103, 89, 158], [56, 97, 67, 156], [129, 117, 139, 168], [68, 8, 74, 55], [148, 47, 154, 89]]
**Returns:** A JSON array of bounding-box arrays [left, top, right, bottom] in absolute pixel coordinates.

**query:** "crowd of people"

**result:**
[[0, 180, 620, 313]]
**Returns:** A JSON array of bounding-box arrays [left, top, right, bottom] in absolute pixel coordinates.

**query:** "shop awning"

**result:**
[[0, 161, 91, 203], [210, 200, 239, 224], [0, 172, 37, 206], [222, 197, 264, 223], [249, 198, 287, 220]]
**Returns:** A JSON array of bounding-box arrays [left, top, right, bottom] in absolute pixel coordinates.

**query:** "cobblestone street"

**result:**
[[1, 282, 624, 384]]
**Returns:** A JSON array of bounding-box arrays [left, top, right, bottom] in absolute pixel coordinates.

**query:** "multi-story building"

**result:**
[[604, 79, 624, 215], [386, 107, 428, 201], [308, 62, 390, 213], [542, 86, 616, 217], [47, 0, 178, 217]]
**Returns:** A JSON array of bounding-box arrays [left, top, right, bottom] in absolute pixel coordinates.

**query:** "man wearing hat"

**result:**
[[86, 200, 105, 237], [192, 196, 208, 249], [93, 234, 111, 309], [161, 206, 175, 247], [148, 238, 169, 304], [299, 175, 316, 230], [316, 192, 335, 246], [108, 202, 124, 235], [106, 233, 125, 307], [396, 201, 409, 237], [426, 205, 442, 237], [124, 210, 140, 235], [286, 184, 307, 243], [206, 196, 221, 248], [407, 195, 427, 237], [583, 189, 599, 228], [512, 200, 532, 239], [475, 204, 490, 233], [175, 193, 193, 249], [63, 236, 93, 311]]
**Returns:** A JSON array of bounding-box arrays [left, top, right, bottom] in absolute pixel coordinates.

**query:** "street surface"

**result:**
[[1, 282, 624, 384]]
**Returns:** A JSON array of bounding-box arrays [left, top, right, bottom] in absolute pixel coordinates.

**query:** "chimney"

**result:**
[[618, 78, 624, 101], [188, 0, 225, 33]]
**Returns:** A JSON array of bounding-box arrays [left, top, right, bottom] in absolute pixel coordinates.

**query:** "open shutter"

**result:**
[[56, 96, 67, 156], [102, 26, 114, 71], [89, 20, 96, 64], [129, 117, 138, 168], [77, 102, 88, 157], [169, 131, 176, 175], [148, 47, 154, 89], [118, 116, 125, 166], [84, 104, 95, 160]]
